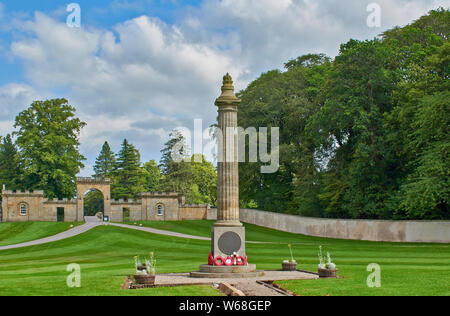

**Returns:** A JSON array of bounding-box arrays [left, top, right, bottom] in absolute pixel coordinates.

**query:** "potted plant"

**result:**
[[133, 252, 156, 285], [317, 246, 337, 278], [282, 244, 297, 271]]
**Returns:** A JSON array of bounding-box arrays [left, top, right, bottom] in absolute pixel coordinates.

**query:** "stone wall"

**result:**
[[44, 199, 77, 222], [111, 199, 142, 222], [208, 208, 218, 220], [1, 190, 45, 222], [179, 205, 209, 220], [140, 193, 180, 221], [239, 209, 450, 243], [1, 183, 209, 223]]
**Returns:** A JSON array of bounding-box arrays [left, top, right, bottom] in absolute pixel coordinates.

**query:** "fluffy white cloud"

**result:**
[[181, 0, 449, 76], [0, 83, 41, 119]]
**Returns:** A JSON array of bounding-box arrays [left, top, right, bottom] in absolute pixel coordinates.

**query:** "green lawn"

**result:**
[[0, 221, 449, 296], [0, 222, 81, 247]]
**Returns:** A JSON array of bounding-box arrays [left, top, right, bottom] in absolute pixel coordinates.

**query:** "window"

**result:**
[[157, 204, 164, 216], [20, 203, 27, 216]]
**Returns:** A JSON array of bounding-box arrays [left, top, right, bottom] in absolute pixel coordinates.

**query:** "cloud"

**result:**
[[179, 0, 449, 76], [0, 83, 41, 119], [2, 0, 448, 176]]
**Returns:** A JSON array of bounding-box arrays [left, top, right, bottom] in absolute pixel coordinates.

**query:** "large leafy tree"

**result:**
[[142, 160, 161, 193], [13, 99, 86, 199], [111, 139, 146, 199], [158, 131, 193, 195], [237, 54, 330, 214], [237, 8, 449, 219], [93, 141, 116, 178], [391, 42, 450, 219], [159, 132, 217, 205], [190, 154, 217, 205], [307, 39, 403, 219]]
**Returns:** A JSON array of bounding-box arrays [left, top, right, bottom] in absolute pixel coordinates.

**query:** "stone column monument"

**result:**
[[191, 74, 258, 278]]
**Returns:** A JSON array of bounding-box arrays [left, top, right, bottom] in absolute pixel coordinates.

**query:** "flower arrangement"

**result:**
[[283, 243, 297, 264], [134, 252, 157, 275], [318, 246, 336, 270]]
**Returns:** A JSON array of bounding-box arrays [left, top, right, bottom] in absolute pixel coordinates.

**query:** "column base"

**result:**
[[190, 264, 260, 278], [214, 220, 243, 227]]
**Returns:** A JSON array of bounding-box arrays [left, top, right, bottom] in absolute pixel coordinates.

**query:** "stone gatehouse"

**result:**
[[0, 177, 210, 222]]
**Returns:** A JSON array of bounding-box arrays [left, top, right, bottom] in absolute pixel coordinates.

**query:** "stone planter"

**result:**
[[282, 262, 297, 271], [134, 274, 155, 285], [318, 268, 337, 278]]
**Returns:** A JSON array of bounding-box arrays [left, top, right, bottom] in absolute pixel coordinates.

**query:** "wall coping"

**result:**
[[76, 177, 111, 184], [139, 192, 179, 197], [2, 190, 45, 196], [111, 199, 141, 204]]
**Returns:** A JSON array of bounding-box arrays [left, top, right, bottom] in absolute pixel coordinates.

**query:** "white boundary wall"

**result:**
[[236, 209, 450, 243]]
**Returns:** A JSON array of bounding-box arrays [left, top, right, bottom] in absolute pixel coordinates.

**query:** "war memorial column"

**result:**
[[191, 74, 257, 278]]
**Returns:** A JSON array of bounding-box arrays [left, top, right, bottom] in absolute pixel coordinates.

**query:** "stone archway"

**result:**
[[76, 177, 111, 222]]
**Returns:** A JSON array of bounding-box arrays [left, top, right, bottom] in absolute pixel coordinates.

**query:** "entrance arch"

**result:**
[[83, 189, 104, 217], [76, 178, 111, 221]]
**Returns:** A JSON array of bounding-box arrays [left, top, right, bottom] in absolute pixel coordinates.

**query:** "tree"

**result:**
[[0, 134, 21, 190], [13, 99, 86, 199], [159, 132, 217, 204], [237, 54, 330, 214], [93, 141, 116, 178], [111, 139, 146, 199], [143, 160, 161, 192], [158, 131, 193, 195], [235, 9, 449, 219], [391, 42, 450, 219], [190, 154, 217, 205], [83, 189, 104, 216]]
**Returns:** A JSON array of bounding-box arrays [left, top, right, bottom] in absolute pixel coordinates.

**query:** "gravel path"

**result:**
[[110, 223, 211, 241], [0, 222, 102, 251]]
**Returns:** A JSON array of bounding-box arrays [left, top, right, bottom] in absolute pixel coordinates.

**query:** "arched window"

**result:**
[[157, 204, 164, 216], [20, 203, 27, 216]]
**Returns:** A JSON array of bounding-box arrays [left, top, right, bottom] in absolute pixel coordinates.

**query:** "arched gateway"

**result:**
[[76, 177, 111, 222]]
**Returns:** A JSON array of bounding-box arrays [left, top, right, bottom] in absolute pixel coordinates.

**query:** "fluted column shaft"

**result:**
[[215, 74, 241, 227]]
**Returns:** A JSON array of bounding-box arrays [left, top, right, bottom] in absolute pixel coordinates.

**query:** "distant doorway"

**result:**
[[123, 208, 130, 222], [83, 189, 104, 216], [57, 207, 65, 222]]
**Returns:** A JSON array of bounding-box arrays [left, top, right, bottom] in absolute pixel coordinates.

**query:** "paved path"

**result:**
[[110, 223, 210, 241], [152, 270, 318, 296], [0, 222, 102, 251]]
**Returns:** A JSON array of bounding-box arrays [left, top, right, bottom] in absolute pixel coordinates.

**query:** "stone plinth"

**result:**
[[211, 226, 246, 258], [190, 264, 260, 279]]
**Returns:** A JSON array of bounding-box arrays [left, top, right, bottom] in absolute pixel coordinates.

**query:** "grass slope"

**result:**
[[0, 221, 448, 296], [0, 222, 81, 247], [126, 220, 450, 296]]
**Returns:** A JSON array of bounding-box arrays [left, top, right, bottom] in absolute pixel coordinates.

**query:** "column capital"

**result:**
[[215, 73, 241, 107]]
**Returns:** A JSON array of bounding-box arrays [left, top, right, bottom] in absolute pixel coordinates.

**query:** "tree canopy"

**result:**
[[238, 8, 449, 219], [12, 99, 86, 199]]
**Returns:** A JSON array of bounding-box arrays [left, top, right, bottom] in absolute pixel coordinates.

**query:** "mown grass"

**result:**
[[0, 221, 448, 296], [126, 220, 450, 296], [0, 222, 81, 247]]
